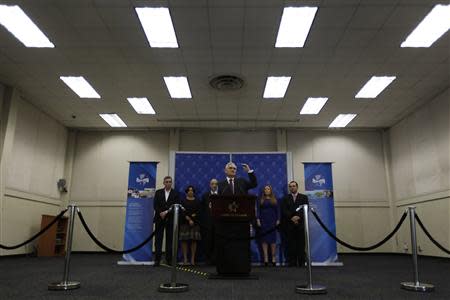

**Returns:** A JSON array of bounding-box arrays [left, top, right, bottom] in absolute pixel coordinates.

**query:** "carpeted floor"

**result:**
[[0, 253, 448, 299]]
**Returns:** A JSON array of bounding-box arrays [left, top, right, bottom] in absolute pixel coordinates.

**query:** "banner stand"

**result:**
[[303, 162, 342, 266], [117, 161, 158, 265]]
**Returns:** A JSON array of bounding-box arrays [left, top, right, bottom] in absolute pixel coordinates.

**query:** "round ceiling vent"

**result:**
[[209, 75, 244, 91]]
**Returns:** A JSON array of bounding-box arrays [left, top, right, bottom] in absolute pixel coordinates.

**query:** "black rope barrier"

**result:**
[[0, 209, 68, 250], [77, 209, 159, 254], [311, 209, 408, 251], [414, 213, 450, 255]]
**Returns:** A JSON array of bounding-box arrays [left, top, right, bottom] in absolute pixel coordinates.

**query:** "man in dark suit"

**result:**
[[200, 178, 218, 264], [153, 175, 180, 266], [218, 162, 257, 195], [280, 180, 309, 267]]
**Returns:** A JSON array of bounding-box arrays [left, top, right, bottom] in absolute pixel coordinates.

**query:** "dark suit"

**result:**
[[153, 188, 180, 264], [280, 193, 309, 267], [218, 172, 257, 196], [200, 191, 217, 263]]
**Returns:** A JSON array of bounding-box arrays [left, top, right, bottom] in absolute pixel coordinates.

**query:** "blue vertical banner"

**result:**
[[121, 162, 158, 263], [303, 163, 339, 264]]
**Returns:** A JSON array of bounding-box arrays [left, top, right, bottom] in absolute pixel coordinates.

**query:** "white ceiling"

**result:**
[[0, 0, 448, 129]]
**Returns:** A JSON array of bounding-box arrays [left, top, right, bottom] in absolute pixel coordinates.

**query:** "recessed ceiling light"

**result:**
[[127, 97, 156, 114], [329, 114, 357, 128], [135, 7, 178, 48], [0, 5, 54, 48], [355, 76, 396, 99], [401, 4, 450, 48], [275, 7, 318, 48], [300, 97, 328, 115], [263, 76, 291, 98], [60, 76, 101, 99], [99, 114, 127, 127], [163, 76, 192, 99]]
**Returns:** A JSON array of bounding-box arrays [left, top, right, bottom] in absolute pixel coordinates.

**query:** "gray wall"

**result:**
[[0, 87, 67, 255], [388, 88, 450, 257]]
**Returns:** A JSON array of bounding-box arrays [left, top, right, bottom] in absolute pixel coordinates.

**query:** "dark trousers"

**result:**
[[285, 224, 306, 267], [200, 219, 214, 264], [154, 220, 173, 264]]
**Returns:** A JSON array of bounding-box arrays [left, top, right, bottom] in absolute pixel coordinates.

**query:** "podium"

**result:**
[[210, 194, 256, 278]]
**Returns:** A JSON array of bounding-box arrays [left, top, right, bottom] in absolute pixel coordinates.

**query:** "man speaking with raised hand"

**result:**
[[218, 162, 257, 196]]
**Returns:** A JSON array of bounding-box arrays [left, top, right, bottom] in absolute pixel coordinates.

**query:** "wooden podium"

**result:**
[[210, 194, 256, 278]]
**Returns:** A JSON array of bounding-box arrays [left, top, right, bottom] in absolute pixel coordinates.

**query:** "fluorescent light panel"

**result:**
[[401, 4, 450, 48], [135, 7, 178, 48], [99, 114, 127, 127], [60, 76, 101, 98], [0, 5, 54, 48], [329, 114, 357, 128], [355, 76, 396, 99], [163, 76, 192, 99], [300, 97, 328, 115], [127, 97, 156, 114], [275, 6, 318, 48], [263, 76, 291, 98]]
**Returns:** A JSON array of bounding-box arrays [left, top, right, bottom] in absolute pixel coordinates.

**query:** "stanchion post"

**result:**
[[48, 204, 81, 290], [158, 204, 189, 293], [295, 204, 327, 295], [400, 206, 434, 292]]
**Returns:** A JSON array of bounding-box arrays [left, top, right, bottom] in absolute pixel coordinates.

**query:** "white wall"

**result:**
[[287, 130, 393, 253], [0, 88, 67, 255], [69, 128, 393, 253], [69, 130, 170, 251], [179, 129, 277, 152], [388, 88, 450, 257]]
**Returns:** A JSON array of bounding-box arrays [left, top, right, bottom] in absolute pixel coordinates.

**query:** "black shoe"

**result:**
[[154, 261, 160, 267], [264, 262, 268, 267], [271, 262, 276, 267]]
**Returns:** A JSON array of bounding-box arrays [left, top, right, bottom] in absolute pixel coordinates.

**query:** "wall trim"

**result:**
[[4, 188, 61, 206], [74, 201, 126, 207], [334, 201, 390, 208], [395, 189, 450, 207]]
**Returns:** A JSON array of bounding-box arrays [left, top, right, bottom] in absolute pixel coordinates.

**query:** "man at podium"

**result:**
[[210, 162, 258, 278], [218, 162, 257, 195]]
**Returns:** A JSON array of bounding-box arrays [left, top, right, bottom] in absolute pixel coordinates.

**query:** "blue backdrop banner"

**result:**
[[122, 162, 157, 263], [303, 163, 338, 264], [174, 152, 288, 264], [174, 153, 230, 198]]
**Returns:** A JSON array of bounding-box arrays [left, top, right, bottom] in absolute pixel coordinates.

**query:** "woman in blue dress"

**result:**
[[256, 185, 280, 266]]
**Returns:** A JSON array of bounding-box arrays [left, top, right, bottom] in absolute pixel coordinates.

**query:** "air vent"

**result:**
[[209, 75, 244, 91]]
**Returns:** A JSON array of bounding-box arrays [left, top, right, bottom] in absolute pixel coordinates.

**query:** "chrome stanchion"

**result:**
[[158, 204, 189, 293], [400, 206, 434, 292], [296, 204, 327, 295], [48, 204, 81, 290]]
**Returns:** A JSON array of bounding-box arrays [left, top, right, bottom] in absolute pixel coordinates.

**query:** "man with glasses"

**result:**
[[153, 176, 180, 266], [281, 180, 309, 267]]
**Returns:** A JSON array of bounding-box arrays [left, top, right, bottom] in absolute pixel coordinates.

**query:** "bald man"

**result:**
[[218, 162, 257, 196], [200, 178, 219, 264]]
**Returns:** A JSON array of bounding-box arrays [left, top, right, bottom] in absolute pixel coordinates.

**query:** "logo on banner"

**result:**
[[136, 173, 150, 185], [312, 174, 326, 187]]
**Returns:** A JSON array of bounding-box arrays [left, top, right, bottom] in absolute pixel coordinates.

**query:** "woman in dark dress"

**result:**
[[179, 185, 201, 266], [256, 185, 280, 266]]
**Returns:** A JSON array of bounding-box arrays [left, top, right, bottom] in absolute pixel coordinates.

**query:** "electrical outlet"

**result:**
[[403, 243, 409, 252], [418, 245, 423, 252]]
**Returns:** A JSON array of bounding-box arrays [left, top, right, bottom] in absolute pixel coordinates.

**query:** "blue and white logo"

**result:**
[[312, 174, 326, 187], [136, 173, 149, 185]]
